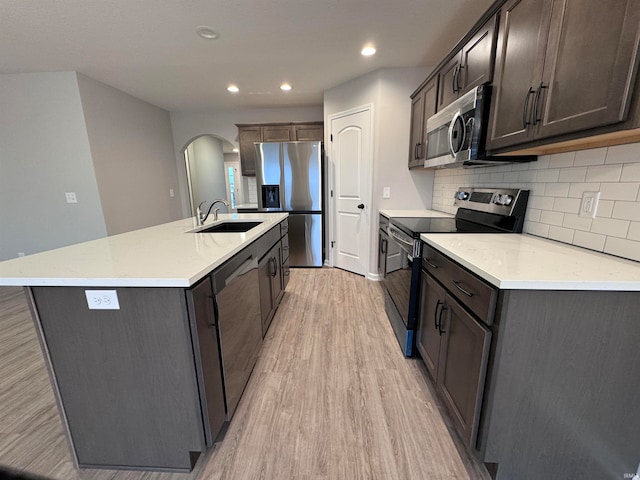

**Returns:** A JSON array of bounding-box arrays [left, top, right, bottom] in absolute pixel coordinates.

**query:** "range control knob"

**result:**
[[492, 194, 514, 206], [455, 191, 470, 201]]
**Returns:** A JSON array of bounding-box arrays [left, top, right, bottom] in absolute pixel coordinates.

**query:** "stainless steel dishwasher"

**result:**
[[212, 245, 262, 420]]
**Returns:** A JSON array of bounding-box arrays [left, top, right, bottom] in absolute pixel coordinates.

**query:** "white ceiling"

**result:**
[[2, 0, 495, 111]]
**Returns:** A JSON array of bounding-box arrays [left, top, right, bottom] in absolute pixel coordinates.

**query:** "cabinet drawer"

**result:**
[[256, 226, 281, 260], [379, 214, 390, 231], [422, 244, 497, 324], [280, 218, 289, 238]]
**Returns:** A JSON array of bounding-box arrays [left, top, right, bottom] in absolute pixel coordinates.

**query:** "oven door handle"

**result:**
[[387, 225, 414, 250]]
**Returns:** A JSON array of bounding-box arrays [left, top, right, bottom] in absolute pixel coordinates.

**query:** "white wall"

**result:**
[[324, 67, 433, 277], [170, 106, 323, 217], [432, 144, 640, 262], [0, 73, 107, 261], [77, 74, 181, 235]]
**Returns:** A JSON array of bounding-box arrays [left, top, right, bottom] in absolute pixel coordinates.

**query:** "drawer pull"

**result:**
[[423, 258, 438, 269], [453, 280, 474, 297]]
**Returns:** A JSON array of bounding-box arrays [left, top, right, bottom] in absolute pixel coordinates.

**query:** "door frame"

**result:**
[[326, 104, 375, 276]]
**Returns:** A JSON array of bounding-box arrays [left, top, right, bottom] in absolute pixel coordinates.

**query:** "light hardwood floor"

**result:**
[[0, 269, 490, 479]]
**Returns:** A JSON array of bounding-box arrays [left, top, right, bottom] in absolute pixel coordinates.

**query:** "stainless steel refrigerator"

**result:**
[[255, 141, 323, 267]]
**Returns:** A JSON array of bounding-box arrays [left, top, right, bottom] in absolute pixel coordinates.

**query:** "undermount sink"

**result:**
[[193, 221, 263, 233]]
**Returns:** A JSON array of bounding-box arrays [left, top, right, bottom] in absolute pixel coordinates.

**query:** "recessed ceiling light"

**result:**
[[361, 45, 376, 56], [196, 26, 219, 40], [227, 85, 239, 93], [280, 83, 293, 91]]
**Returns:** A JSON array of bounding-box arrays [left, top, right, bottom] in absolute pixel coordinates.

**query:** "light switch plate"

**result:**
[[383, 187, 391, 199], [65, 192, 77, 204], [85, 290, 120, 310]]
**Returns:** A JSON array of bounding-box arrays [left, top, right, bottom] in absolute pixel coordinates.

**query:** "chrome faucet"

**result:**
[[196, 199, 229, 225]]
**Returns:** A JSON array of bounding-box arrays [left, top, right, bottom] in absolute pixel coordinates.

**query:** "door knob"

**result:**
[[357, 203, 365, 210]]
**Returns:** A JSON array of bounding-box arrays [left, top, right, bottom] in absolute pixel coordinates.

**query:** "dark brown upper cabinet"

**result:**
[[408, 77, 438, 169], [293, 123, 324, 141], [237, 122, 323, 176], [262, 125, 293, 142], [488, 0, 640, 152], [437, 15, 497, 111], [237, 126, 262, 176]]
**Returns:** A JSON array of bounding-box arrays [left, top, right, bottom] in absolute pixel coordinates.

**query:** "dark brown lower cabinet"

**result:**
[[29, 286, 207, 471], [417, 272, 491, 448], [419, 241, 640, 479], [186, 276, 226, 447], [416, 274, 445, 379], [437, 293, 491, 448], [258, 242, 283, 337]]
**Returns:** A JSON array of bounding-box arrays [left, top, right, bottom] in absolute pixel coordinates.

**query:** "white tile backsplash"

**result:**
[[574, 147, 607, 166], [431, 144, 640, 262], [612, 201, 640, 221], [604, 237, 640, 262], [590, 217, 630, 238], [622, 162, 640, 181], [585, 164, 622, 182], [628, 222, 640, 241], [559, 166, 588, 182], [599, 182, 639, 201], [246, 177, 257, 204], [605, 142, 640, 163]]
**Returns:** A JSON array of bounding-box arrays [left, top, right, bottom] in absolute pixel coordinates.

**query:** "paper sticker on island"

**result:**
[[85, 290, 120, 310]]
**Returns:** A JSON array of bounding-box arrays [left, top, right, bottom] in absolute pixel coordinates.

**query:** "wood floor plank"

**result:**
[[0, 270, 490, 479]]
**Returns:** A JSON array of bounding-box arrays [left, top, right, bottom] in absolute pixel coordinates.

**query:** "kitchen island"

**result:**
[[0, 213, 289, 472], [419, 233, 640, 480]]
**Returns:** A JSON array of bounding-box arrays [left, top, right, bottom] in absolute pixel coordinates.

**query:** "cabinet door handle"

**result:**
[[438, 304, 447, 336], [434, 299, 443, 330], [415, 142, 421, 160], [522, 87, 535, 129], [452, 66, 459, 93], [380, 238, 387, 255], [456, 65, 464, 91], [452, 280, 474, 297], [210, 294, 219, 328], [423, 258, 438, 269], [532, 82, 547, 126]]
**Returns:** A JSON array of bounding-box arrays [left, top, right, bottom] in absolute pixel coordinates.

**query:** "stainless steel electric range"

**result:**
[[379, 187, 529, 356]]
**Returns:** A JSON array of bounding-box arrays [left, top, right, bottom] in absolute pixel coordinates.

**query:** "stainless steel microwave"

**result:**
[[424, 85, 536, 168]]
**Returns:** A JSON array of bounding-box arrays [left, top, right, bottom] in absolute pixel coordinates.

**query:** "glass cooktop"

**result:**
[[390, 217, 458, 237], [390, 215, 510, 238]]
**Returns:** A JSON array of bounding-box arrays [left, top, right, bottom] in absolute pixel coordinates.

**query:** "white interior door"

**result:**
[[330, 107, 372, 276]]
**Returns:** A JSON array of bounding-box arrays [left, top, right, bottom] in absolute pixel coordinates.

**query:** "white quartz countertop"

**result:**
[[0, 213, 288, 288], [379, 209, 453, 218], [420, 233, 640, 291]]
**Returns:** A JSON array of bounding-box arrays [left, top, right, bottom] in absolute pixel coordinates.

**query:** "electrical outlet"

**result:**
[[17, 252, 25, 258], [85, 290, 120, 310], [383, 187, 391, 199], [169, 188, 175, 197], [65, 192, 77, 204], [579, 191, 600, 218]]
